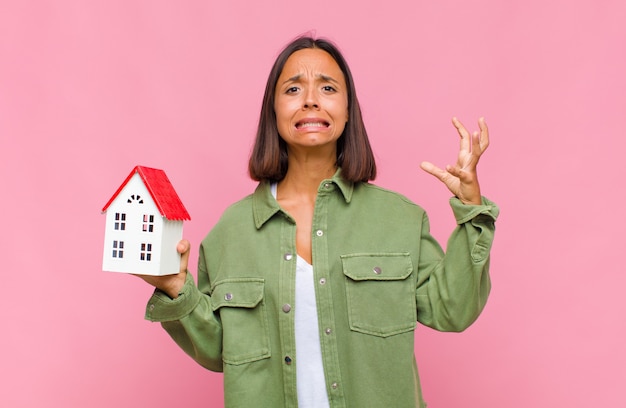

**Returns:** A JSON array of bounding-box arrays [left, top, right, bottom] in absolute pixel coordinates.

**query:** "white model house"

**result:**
[[102, 165, 191, 276]]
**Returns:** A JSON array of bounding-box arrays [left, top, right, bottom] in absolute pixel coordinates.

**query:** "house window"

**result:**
[[127, 194, 144, 204], [142, 214, 155, 232], [114, 213, 126, 230], [140, 243, 152, 261], [112, 241, 124, 258]]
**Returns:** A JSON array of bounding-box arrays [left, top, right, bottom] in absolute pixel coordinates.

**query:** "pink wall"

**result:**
[[1, 1, 624, 406]]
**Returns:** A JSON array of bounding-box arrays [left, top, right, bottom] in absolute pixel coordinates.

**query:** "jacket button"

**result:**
[[316, 230, 324, 237], [331, 382, 338, 389], [373, 266, 382, 275], [285, 356, 292, 365], [325, 328, 332, 335], [284, 253, 293, 261], [282, 304, 292, 313], [224, 293, 233, 301], [319, 278, 326, 285]]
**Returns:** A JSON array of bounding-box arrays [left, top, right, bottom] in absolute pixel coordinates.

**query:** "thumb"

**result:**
[[177, 239, 191, 273], [177, 239, 190, 255], [420, 161, 445, 180]]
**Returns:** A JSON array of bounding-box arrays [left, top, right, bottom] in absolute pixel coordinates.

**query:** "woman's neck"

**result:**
[[279, 156, 336, 199]]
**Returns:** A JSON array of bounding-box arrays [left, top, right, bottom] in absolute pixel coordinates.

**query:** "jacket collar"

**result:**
[[252, 168, 354, 229]]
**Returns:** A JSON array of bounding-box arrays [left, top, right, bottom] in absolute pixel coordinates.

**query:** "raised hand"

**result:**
[[420, 117, 489, 205]]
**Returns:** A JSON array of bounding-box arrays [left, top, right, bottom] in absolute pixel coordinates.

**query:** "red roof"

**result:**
[[102, 166, 191, 221]]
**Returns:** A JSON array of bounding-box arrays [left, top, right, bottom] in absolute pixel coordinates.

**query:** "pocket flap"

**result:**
[[211, 279, 265, 311], [341, 253, 413, 281]]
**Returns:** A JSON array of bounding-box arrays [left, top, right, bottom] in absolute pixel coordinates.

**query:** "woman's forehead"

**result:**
[[279, 48, 344, 81]]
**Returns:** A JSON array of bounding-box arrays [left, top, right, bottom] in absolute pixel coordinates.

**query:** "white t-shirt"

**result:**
[[271, 183, 330, 408]]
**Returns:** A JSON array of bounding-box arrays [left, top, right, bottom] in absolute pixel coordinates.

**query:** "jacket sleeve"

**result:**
[[144, 247, 224, 372], [415, 196, 499, 332]]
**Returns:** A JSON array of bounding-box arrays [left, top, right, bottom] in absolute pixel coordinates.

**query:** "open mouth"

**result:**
[[295, 119, 330, 129]]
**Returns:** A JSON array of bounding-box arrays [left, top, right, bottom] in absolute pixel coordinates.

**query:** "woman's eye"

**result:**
[[286, 86, 299, 94], [322, 85, 336, 92]]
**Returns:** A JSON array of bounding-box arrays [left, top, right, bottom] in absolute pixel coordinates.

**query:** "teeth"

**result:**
[[299, 122, 326, 128]]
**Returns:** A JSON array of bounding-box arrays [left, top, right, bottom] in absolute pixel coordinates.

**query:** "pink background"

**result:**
[[1, 1, 624, 406]]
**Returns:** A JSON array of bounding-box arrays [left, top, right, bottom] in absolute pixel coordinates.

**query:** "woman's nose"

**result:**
[[303, 89, 319, 109]]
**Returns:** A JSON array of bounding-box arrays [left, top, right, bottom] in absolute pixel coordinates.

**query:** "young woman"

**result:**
[[140, 36, 499, 408]]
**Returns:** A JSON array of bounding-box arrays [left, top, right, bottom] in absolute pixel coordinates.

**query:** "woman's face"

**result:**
[[274, 48, 349, 153]]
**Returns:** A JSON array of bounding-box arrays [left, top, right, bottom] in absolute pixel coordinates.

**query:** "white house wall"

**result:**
[[160, 219, 184, 275], [102, 173, 180, 276]]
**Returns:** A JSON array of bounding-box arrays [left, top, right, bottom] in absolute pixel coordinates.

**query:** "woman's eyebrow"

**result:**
[[319, 74, 339, 84], [282, 74, 302, 85]]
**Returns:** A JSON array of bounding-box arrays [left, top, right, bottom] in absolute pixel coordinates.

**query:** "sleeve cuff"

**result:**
[[450, 196, 500, 225], [144, 272, 202, 322]]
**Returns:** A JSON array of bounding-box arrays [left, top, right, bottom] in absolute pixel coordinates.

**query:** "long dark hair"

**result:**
[[248, 36, 376, 183]]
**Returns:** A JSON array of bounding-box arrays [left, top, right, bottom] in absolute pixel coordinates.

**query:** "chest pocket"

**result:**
[[341, 253, 416, 337], [212, 278, 271, 365]]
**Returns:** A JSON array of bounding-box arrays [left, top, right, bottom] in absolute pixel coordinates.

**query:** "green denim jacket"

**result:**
[[145, 170, 499, 408]]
